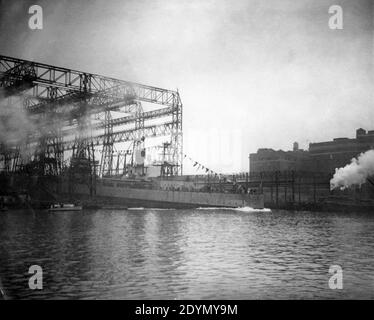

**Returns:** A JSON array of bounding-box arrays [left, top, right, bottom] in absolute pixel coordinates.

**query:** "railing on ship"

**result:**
[[98, 171, 334, 196]]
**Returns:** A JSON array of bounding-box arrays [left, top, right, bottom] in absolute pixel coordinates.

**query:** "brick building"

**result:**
[[250, 128, 374, 175], [309, 128, 374, 173], [249, 129, 374, 208], [249, 142, 312, 174]]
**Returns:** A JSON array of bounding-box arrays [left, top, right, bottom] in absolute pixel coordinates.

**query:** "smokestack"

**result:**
[[293, 142, 299, 152], [356, 128, 366, 138]]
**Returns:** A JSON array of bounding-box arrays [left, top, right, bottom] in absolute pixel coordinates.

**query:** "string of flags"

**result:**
[[183, 154, 221, 177]]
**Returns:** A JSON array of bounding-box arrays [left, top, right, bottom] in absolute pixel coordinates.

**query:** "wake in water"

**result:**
[[127, 207, 271, 212], [127, 207, 174, 211], [197, 206, 271, 212], [234, 206, 271, 213]]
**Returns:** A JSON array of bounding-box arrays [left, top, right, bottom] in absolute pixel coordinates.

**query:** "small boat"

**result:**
[[48, 203, 82, 212]]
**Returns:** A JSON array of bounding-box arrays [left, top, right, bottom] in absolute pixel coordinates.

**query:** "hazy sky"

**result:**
[[0, 0, 373, 173]]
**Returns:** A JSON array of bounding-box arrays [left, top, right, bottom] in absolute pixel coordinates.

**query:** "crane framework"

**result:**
[[0, 55, 183, 177]]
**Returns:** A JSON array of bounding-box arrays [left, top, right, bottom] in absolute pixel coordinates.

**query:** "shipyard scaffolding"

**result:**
[[0, 55, 183, 199]]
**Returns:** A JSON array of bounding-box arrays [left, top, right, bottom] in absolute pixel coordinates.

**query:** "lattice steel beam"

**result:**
[[0, 55, 182, 110], [62, 121, 176, 150], [0, 54, 183, 175]]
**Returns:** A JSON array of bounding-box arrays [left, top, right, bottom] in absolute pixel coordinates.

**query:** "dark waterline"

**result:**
[[0, 208, 373, 299]]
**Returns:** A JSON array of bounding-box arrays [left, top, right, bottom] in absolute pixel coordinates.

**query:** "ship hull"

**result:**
[[67, 180, 264, 209]]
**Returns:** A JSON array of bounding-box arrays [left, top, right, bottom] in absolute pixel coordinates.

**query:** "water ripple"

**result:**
[[1, 209, 374, 299]]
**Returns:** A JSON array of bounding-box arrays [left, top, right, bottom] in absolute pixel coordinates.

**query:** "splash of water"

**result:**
[[197, 206, 271, 212]]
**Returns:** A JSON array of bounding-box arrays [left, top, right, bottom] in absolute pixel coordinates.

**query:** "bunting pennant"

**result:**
[[184, 153, 222, 177]]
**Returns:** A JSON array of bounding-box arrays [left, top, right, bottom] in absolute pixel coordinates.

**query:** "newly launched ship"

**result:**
[[53, 145, 265, 210], [66, 176, 264, 209], [1, 142, 264, 210]]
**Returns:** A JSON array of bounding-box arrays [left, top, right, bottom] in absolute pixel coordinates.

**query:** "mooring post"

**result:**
[[275, 171, 279, 207], [291, 170, 295, 203], [313, 173, 316, 204]]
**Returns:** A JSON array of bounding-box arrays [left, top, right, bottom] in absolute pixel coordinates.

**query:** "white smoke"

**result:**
[[0, 93, 36, 146], [0, 92, 39, 165], [330, 149, 374, 190]]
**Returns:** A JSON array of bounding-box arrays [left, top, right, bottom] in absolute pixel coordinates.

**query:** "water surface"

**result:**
[[1, 208, 373, 299]]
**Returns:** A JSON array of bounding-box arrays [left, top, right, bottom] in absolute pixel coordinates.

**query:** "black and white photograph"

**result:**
[[0, 0, 373, 305]]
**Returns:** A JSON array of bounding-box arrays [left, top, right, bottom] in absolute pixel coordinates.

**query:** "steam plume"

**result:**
[[0, 93, 36, 146], [330, 150, 374, 190]]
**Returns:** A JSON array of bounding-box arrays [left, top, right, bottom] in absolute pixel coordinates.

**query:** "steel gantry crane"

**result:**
[[0, 55, 183, 178]]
